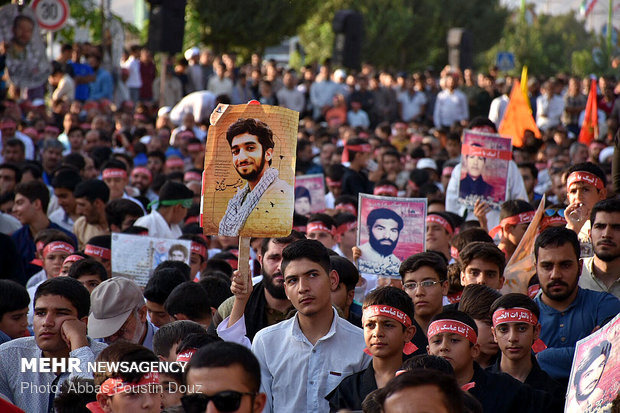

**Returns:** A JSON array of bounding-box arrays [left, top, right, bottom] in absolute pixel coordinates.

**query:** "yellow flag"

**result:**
[[498, 80, 541, 147], [520, 66, 531, 109]]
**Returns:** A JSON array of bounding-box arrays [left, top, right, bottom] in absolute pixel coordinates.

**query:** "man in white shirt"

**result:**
[[433, 73, 469, 128], [252, 239, 370, 412], [134, 181, 193, 239], [122, 45, 142, 102], [536, 80, 564, 131], [488, 80, 509, 128], [276, 69, 305, 113]]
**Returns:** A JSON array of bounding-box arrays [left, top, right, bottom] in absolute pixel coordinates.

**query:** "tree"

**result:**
[[185, 0, 319, 55], [483, 11, 598, 76], [298, 0, 509, 72]]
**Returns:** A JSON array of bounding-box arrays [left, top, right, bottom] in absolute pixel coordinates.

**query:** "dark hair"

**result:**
[[73, 179, 110, 203], [459, 284, 502, 321], [15, 181, 50, 212], [367, 208, 404, 232], [53, 377, 96, 413], [517, 162, 538, 180], [0, 163, 21, 183], [259, 230, 306, 255], [567, 162, 607, 188], [203, 258, 233, 278], [51, 169, 82, 191], [590, 198, 620, 225], [325, 163, 346, 181], [490, 293, 540, 320], [0, 280, 30, 320], [101, 158, 127, 173], [401, 354, 454, 375], [226, 118, 274, 153], [198, 276, 233, 309], [20, 161, 43, 180], [152, 320, 206, 358], [176, 332, 221, 356], [164, 282, 212, 320], [468, 117, 497, 132], [308, 212, 335, 229], [330, 255, 359, 291], [294, 185, 311, 202], [363, 287, 415, 328], [459, 242, 506, 277], [431, 310, 478, 336], [105, 199, 144, 230], [186, 341, 261, 392], [377, 370, 464, 413], [499, 200, 535, 221], [534, 227, 580, 261], [333, 212, 356, 228], [153, 260, 191, 281], [345, 137, 369, 162], [143, 268, 187, 305], [67, 258, 108, 283], [34, 277, 90, 319], [399, 252, 447, 282], [450, 228, 493, 252], [93, 342, 158, 386], [62, 153, 86, 172], [281, 239, 331, 276]]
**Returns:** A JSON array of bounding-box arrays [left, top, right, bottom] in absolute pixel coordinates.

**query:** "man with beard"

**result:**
[[219, 118, 294, 236], [578, 199, 620, 298], [214, 231, 305, 342], [533, 227, 620, 382], [358, 208, 404, 277]]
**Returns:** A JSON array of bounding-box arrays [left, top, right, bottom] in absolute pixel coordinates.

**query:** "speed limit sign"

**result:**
[[31, 0, 70, 31]]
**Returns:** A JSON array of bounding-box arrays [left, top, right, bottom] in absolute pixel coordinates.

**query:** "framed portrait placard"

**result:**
[[200, 103, 298, 237], [294, 174, 326, 216]]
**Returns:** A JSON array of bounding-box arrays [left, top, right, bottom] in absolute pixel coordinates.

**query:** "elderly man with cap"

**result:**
[[88, 277, 158, 350], [134, 181, 193, 239]]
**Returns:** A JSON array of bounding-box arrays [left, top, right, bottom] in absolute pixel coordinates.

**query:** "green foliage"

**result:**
[[298, 0, 509, 72], [483, 11, 598, 77], [185, 0, 319, 55]]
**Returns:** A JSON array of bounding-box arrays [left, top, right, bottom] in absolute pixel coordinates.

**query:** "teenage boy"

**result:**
[[306, 213, 338, 251], [143, 268, 186, 327], [73, 179, 110, 249], [489, 293, 565, 412], [164, 282, 214, 329], [0, 277, 107, 412], [425, 212, 454, 261], [134, 181, 193, 239], [179, 234, 208, 280], [66, 258, 108, 294], [426, 310, 545, 413], [251, 239, 370, 412], [341, 138, 374, 197], [492, 200, 536, 261], [564, 162, 608, 242], [152, 320, 206, 362], [330, 255, 362, 327], [327, 286, 416, 411], [458, 284, 501, 368], [399, 252, 449, 354], [0, 280, 30, 344], [50, 169, 82, 233], [334, 212, 357, 262], [459, 241, 506, 290]]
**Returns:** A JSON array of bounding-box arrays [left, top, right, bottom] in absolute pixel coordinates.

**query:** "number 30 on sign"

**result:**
[[31, 0, 70, 31]]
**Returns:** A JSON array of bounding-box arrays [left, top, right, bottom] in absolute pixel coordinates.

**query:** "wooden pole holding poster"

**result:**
[[237, 237, 251, 293]]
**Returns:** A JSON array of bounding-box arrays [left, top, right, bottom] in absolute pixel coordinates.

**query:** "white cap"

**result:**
[[600, 146, 614, 163], [184, 47, 200, 61], [157, 106, 171, 117], [417, 158, 438, 171]]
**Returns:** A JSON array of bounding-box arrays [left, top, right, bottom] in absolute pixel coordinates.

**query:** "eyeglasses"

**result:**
[[403, 280, 442, 291], [181, 391, 256, 413], [544, 208, 565, 218]]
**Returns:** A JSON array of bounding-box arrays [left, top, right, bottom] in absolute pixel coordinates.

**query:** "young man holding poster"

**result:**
[[219, 118, 294, 236]]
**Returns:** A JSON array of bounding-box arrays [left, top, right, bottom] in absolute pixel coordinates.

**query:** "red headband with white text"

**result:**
[[428, 319, 477, 344]]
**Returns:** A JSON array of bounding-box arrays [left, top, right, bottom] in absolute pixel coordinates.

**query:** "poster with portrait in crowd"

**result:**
[[294, 174, 326, 217], [201, 102, 298, 237], [458, 129, 512, 210], [0, 4, 50, 88], [356, 194, 426, 278], [565, 313, 620, 413], [111, 233, 192, 287]]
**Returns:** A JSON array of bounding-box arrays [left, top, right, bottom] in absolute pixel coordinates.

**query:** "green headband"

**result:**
[[148, 198, 193, 209]]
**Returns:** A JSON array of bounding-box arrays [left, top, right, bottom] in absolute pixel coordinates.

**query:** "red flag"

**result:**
[[498, 80, 541, 147], [579, 78, 598, 144]]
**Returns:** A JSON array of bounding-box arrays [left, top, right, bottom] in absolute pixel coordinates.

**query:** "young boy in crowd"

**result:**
[[489, 293, 565, 412], [458, 284, 501, 368], [327, 286, 416, 411], [0, 280, 30, 345], [491, 200, 535, 261], [459, 241, 506, 291], [66, 258, 108, 294], [399, 252, 449, 354], [426, 310, 548, 413], [330, 255, 362, 327]]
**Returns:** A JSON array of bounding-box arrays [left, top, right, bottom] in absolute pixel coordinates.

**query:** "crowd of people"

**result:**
[[0, 38, 619, 413]]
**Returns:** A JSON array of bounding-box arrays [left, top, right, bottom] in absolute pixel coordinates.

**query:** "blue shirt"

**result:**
[[69, 61, 94, 101], [11, 222, 77, 281], [535, 288, 620, 379], [89, 67, 113, 101]]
